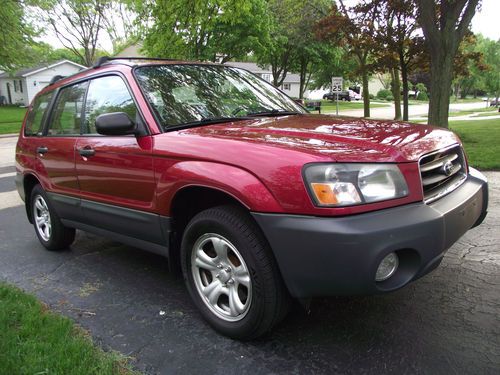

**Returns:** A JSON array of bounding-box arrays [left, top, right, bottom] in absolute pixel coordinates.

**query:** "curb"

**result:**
[[0, 133, 18, 139]]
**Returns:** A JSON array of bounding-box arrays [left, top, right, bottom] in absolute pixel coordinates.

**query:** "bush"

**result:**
[[386, 94, 394, 101], [417, 91, 429, 101], [415, 83, 427, 93], [377, 89, 392, 99], [369, 94, 375, 100]]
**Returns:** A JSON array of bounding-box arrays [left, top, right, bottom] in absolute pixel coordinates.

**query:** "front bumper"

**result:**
[[252, 168, 488, 298]]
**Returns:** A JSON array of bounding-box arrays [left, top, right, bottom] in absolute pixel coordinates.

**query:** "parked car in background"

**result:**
[[323, 91, 352, 101], [16, 57, 488, 340], [349, 90, 362, 101]]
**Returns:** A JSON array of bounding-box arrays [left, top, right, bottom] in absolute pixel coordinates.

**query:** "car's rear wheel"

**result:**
[[31, 185, 75, 251], [181, 205, 290, 340]]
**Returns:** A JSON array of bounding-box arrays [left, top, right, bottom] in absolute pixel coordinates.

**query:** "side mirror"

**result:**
[[95, 112, 137, 136]]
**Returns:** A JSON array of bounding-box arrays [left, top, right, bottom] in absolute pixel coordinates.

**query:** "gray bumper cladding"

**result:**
[[252, 170, 488, 299]]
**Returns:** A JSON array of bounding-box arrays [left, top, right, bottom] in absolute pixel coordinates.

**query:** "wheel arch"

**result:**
[[23, 173, 42, 224], [167, 185, 254, 274]]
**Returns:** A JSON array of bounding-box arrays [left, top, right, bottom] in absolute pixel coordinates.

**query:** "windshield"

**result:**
[[134, 64, 305, 130]]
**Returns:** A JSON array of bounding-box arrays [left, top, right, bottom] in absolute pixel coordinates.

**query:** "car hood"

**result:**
[[175, 114, 460, 163]]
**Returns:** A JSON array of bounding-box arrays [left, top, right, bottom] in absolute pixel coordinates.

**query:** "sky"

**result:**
[[40, 0, 500, 52], [471, 0, 500, 40]]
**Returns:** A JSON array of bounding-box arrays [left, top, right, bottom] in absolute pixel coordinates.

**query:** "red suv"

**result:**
[[16, 57, 488, 339]]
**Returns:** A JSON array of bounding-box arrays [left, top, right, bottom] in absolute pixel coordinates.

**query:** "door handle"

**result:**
[[78, 147, 95, 157], [36, 146, 48, 154]]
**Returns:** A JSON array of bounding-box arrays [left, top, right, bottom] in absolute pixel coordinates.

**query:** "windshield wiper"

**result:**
[[167, 116, 252, 130], [246, 109, 302, 117]]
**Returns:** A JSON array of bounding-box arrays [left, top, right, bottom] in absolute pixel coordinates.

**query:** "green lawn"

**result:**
[[0, 283, 134, 375], [319, 100, 387, 113], [450, 118, 500, 170], [448, 106, 496, 117], [449, 97, 485, 103], [0, 106, 27, 134]]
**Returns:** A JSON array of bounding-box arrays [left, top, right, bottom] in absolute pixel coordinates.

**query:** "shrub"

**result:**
[[417, 91, 429, 101], [386, 94, 394, 101], [377, 89, 392, 99], [415, 83, 427, 93], [369, 94, 375, 100]]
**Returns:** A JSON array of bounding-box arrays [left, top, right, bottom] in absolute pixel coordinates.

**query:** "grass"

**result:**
[[0, 106, 26, 134], [450, 118, 500, 170], [448, 106, 496, 117], [0, 282, 134, 375], [449, 97, 485, 103], [319, 100, 387, 113]]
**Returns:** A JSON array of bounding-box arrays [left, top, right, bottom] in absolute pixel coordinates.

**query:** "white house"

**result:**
[[0, 60, 85, 106]]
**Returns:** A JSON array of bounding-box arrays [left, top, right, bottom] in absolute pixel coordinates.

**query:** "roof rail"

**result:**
[[92, 56, 182, 68], [49, 75, 66, 85]]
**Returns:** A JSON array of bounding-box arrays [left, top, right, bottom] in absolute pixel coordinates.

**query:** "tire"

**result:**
[[31, 184, 75, 251], [181, 205, 290, 340]]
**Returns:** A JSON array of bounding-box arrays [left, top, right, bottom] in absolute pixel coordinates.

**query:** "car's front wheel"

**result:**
[[181, 205, 290, 340], [31, 185, 75, 251]]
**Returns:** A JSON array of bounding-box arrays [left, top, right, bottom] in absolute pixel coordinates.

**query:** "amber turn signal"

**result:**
[[311, 183, 339, 205]]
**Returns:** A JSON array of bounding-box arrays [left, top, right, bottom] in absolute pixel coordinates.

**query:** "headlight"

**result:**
[[304, 163, 408, 207]]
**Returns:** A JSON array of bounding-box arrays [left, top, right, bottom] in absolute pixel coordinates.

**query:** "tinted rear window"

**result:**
[[24, 92, 53, 136]]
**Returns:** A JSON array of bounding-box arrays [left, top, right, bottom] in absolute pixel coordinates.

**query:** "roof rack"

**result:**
[[48, 75, 66, 85], [93, 56, 180, 68]]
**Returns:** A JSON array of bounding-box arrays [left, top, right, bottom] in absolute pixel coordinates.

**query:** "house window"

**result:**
[[283, 83, 291, 90], [14, 80, 18, 92], [261, 73, 271, 82], [19, 80, 23, 93]]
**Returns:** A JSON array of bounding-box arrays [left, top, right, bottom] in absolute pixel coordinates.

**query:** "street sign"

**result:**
[[331, 77, 343, 116], [331, 77, 343, 92]]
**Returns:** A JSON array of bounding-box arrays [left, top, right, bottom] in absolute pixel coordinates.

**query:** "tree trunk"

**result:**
[[362, 70, 370, 118], [401, 61, 409, 121], [299, 57, 308, 99], [428, 52, 454, 128], [391, 68, 402, 120]]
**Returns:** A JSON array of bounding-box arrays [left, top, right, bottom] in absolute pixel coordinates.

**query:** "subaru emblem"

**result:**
[[443, 161, 454, 176]]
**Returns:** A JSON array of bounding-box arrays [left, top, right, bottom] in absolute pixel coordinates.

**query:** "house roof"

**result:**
[[0, 60, 85, 79], [225, 62, 300, 84]]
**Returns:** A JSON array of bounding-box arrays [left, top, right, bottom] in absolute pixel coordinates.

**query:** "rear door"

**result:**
[[33, 82, 88, 222], [74, 75, 161, 243]]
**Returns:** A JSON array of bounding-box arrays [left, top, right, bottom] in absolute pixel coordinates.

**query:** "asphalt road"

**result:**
[[0, 136, 499, 374]]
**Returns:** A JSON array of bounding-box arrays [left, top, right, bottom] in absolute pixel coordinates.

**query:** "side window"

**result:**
[[24, 92, 53, 136], [47, 82, 88, 136], [84, 76, 138, 135]]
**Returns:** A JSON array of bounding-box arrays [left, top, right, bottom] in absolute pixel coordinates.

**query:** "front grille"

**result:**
[[419, 145, 467, 203]]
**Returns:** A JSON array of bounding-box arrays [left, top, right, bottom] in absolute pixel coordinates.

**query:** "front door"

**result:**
[[74, 75, 160, 243]]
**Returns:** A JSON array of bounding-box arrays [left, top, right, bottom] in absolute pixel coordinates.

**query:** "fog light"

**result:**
[[375, 252, 399, 281]]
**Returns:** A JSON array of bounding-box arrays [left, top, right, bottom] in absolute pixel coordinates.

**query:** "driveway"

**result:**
[[0, 135, 499, 374]]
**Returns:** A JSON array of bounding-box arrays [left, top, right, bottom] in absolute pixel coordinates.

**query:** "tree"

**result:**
[[0, 0, 38, 71], [101, 1, 139, 54], [254, 0, 331, 96], [140, 0, 270, 63], [481, 37, 500, 105], [39, 0, 108, 66], [317, 1, 379, 117], [416, 0, 481, 128], [452, 33, 488, 99], [309, 47, 358, 91], [373, 0, 425, 121], [255, 0, 301, 87]]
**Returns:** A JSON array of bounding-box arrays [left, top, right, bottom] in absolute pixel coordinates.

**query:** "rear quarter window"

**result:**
[[24, 92, 53, 136]]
